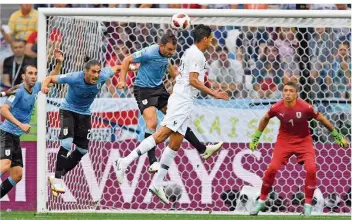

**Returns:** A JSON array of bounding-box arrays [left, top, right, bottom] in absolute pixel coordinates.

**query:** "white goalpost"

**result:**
[[37, 8, 351, 215]]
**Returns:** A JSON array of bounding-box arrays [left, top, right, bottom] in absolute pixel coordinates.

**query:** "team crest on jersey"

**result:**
[[296, 112, 301, 118], [142, 99, 148, 105], [5, 149, 10, 156], [63, 128, 68, 136], [97, 83, 101, 89]]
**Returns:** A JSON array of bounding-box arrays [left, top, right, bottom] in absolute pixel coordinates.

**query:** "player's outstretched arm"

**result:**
[[117, 55, 135, 89], [41, 75, 59, 94], [48, 49, 64, 76], [189, 72, 229, 100], [316, 113, 349, 148], [0, 104, 30, 133], [249, 112, 271, 151], [0, 85, 20, 97]]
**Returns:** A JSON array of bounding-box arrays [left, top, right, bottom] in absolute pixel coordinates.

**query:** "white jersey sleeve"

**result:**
[[173, 45, 207, 100]]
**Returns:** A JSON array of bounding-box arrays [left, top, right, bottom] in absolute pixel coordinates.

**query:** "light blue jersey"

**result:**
[[0, 82, 41, 136], [57, 67, 114, 115], [133, 44, 169, 88]]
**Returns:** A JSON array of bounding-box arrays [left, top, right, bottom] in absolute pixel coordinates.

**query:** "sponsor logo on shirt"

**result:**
[[8, 95, 15, 102]]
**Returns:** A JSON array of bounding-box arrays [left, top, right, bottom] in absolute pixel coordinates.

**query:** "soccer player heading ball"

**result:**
[[249, 81, 349, 216], [117, 32, 223, 174], [115, 24, 229, 204]]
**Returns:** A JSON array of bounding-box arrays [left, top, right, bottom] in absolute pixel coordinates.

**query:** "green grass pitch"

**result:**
[[0, 212, 350, 220]]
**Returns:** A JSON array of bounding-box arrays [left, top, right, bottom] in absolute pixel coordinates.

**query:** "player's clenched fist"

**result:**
[[249, 130, 262, 151], [117, 81, 126, 89], [331, 129, 349, 148], [20, 123, 31, 133], [41, 86, 50, 94]]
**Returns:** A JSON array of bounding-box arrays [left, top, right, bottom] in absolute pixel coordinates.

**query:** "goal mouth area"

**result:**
[[35, 8, 351, 214]]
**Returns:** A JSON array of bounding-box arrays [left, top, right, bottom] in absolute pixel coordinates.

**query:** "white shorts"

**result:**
[[160, 94, 193, 136]]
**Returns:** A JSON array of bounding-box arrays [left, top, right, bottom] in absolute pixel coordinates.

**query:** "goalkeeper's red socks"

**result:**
[[305, 172, 317, 205], [259, 166, 277, 200]]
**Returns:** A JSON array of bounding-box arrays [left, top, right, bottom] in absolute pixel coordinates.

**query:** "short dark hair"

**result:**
[[215, 46, 229, 53], [192, 24, 212, 43], [160, 33, 177, 45], [284, 81, 299, 92], [339, 40, 350, 48], [84, 59, 101, 70], [12, 38, 26, 45], [22, 65, 37, 74]]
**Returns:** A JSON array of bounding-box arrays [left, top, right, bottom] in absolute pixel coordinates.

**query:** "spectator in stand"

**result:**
[[0, 24, 13, 76], [243, 4, 268, 9], [325, 41, 351, 99], [25, 31, 37, 60], [308, 4, 347, 10], [181, 4, 202, 9], [201, 4, 238, 9], [280, 4, 298, 10], [6, 4, 38, 43], [105, 41, 136, 98], [274, 27, 300, 80], [251, 43, 284, 99], [2, 39, 36, 87], [236, 26, 270, 75], [208, 46, 244, 98], [308, 27, 337, 98]]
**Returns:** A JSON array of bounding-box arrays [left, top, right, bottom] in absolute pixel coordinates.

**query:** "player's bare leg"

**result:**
[[115, 126, 173, 184], [149, 131, 184, 204], [0, 161, 19, 199], [142, 106, 159, 173], [163, 106, 223, 160]]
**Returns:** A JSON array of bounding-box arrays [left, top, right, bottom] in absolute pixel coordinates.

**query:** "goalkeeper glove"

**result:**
[[331, 129, 349, 148], [249, 130, 262, 151]]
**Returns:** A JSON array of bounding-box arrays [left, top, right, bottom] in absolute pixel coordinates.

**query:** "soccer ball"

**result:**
[[171, 13, 191, 31]]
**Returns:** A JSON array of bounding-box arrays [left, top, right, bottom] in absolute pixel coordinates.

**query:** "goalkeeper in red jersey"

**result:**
[[249, 81, 349, 216]]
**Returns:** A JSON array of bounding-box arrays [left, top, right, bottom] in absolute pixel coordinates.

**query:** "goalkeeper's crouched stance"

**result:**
[[248, 82, 349, 216]]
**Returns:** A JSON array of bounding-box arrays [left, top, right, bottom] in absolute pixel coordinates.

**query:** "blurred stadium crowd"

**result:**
[[0, 4, 351, 101]]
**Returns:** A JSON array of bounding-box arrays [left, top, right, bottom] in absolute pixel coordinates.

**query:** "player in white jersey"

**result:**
[[115, 25, 229, 204]]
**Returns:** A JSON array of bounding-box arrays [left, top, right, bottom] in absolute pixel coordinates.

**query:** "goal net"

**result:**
[[38, 9, 351, 214]]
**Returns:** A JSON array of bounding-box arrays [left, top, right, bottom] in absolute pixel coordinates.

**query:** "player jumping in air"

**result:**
[[249, 81, 349, 216], [42, 58, 122, 197], [117, 32, 223, 173], [0, 51, 63, 198], [115, 25, 229, 204]]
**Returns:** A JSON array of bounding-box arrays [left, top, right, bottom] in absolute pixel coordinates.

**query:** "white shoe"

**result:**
[[114, 158, 126, 184], [148, 162, 160, 174], [48, 176, 65, 196], [201, 142, 223, 159], [149, 185, 170, 205]]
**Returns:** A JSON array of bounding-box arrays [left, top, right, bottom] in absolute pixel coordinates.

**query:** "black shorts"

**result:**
[[0, 129, 23, 167], [133, 85, 170, 113], [59, 109, 91, 148]]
